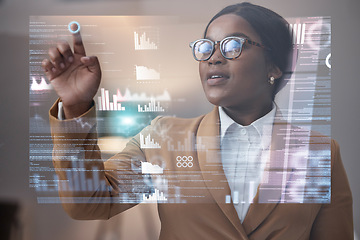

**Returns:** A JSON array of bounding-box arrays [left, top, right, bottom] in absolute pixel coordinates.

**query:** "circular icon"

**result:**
[[325, 53, 331, 69], [68, 21, 81, 34]]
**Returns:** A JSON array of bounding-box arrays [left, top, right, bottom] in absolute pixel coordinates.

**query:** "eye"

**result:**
[[223, 39, 241, 53], [197, 41, 212, 54], [221, 38, 242, 59]]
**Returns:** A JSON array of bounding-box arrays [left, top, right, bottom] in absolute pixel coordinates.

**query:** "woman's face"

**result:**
[[199, 14, 277, 110]]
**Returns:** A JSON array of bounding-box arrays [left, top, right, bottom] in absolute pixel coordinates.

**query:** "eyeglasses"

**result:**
[[189, 36, 267, 61]]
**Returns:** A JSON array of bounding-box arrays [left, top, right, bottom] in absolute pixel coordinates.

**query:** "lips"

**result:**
[[206, 71, 229, 86]]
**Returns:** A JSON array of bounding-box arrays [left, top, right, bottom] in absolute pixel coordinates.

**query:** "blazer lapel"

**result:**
[[196, 107, 249, 239], [242, 112, 296, 235], [196, 106, 298, 237]]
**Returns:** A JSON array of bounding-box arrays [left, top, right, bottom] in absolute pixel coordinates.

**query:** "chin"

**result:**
[[204, 96, 217, 106], [205, 95, 226, 107]]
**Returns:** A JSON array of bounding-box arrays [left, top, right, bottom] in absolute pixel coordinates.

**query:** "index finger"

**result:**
[[69, 21, 86, 56]]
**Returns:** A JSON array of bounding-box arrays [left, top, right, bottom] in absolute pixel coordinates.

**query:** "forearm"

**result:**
[[49, 99, 121, 219], [50, 99, 156, 219]]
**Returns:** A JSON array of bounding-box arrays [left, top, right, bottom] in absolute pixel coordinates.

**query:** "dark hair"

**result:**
[[204, 2, 293, 96]]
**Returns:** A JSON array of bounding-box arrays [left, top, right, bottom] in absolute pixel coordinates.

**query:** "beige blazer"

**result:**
[[49, 100, 353, 240]]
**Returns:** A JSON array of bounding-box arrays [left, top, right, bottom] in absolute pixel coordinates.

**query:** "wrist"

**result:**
[[62, 101, 93, 119]]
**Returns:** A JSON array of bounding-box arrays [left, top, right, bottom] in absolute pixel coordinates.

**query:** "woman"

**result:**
[[43, 2, 353, 239]]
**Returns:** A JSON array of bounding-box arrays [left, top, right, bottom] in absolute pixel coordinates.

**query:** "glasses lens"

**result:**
[[193, 40, 213, 61], [222, 38, 242, 59]]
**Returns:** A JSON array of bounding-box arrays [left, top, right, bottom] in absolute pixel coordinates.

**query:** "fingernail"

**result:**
[[82, 56, 90, 61], [68, 56, 73, 63], [60, 62, 65, 69], [52, 67, 56, 72]]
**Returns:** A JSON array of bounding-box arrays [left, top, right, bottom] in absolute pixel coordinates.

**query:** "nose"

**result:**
[[208, 44, 225, 65]]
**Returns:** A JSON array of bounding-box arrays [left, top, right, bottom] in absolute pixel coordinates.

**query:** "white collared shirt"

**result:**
[[219, 104, 276, 222]]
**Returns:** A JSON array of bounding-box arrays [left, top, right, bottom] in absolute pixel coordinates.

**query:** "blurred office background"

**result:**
[[0, 0, 359, 239]]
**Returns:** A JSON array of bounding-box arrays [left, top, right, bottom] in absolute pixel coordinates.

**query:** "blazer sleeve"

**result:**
[[49, 99, 153, 220], [310, 139, 353, 240]]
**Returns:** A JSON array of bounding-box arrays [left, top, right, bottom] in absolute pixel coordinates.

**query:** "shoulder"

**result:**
[[149, 114, 208, 132], [306, 131, 347, 187]]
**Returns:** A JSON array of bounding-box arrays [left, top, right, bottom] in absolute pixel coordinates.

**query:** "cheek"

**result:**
[[198, 63, 206, 80], [232, 54, 268, 83]]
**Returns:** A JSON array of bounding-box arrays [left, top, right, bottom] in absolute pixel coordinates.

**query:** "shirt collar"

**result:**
[[219, 103, 276, 149]]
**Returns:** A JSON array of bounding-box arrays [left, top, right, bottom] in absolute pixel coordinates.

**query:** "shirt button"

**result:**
[[240, 129, 247, 135]]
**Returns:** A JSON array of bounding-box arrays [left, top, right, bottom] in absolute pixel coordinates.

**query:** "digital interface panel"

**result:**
[[29, 16, 331, 204]]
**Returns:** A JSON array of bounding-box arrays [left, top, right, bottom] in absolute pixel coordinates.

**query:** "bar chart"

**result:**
[[115, 88, 171, 102], [33, 165, 105, 193], [141, 161, 163, 174], [97, 88, 126, 111], [135, 65, 160, 81], [140, 133, 161, 149], [143, 188, 167, 202], [289, 23, 306, 45], [138, 99, 165, 112], [167, 132, 206, 152], [134, 31, 158, 50]]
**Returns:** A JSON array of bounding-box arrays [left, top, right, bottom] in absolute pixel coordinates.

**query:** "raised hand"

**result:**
[[42, 30, 101, 119]]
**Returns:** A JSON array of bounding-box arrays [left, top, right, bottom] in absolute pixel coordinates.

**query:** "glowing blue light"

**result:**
[[68, 21, 80, 34], [122, 117, 135, 126]]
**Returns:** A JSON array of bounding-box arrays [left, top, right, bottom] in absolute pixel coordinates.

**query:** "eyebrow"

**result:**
[[206, 32, 252, 41]]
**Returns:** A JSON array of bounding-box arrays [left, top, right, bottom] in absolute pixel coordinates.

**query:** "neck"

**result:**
[[222, 101, 273, 126]]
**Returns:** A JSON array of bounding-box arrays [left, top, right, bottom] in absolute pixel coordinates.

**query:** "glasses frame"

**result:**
[[189, 36, 267, 61]]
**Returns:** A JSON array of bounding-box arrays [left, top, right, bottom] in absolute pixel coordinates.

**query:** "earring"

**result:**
[[268, 76, 275, 85]]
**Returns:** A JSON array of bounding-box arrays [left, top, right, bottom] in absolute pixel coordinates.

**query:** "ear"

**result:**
[[267, 63, 282, 80]]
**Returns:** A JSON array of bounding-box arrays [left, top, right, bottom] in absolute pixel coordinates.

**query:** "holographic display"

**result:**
[[29, 16, 331, 204]]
